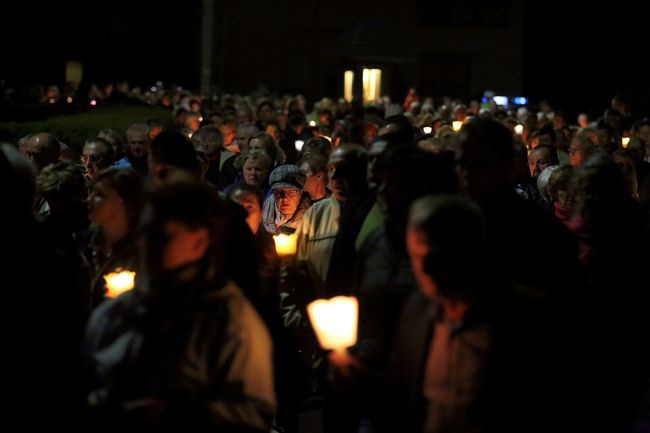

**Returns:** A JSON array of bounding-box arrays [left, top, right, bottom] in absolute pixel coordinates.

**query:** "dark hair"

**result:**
[[150, 131, 200, 174], [90, 167, 144, 227], [249, 132, 277, 163], [144, 173, 230, 279], [191, 125, 223, 155], [226, 183, 263, 206], [301, 136, 332, 158], [297, 152, 328, 175], [256, 100, 274, 115], [457, 117, 515, 165], [410, 195, 487, 300]]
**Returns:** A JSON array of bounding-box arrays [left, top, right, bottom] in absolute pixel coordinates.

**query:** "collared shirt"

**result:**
[[422, 316, 493, 433]]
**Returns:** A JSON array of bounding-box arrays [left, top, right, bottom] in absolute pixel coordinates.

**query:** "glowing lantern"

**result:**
[[273, 234, 298, 257], [622, 137, 630, 148], [103, 270, 136, 298], [452, 121, 463, 132], [514, 124, 524, 135], [307, 296, 358, 355]]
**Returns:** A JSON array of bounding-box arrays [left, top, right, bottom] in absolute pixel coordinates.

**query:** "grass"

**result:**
[[0, 104, 174, 154]]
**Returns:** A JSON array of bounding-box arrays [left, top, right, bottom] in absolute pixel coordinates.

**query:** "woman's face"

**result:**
[[231, 190, 262, 234], [88, 181, 125, 226], [243, 158, 269, 186]]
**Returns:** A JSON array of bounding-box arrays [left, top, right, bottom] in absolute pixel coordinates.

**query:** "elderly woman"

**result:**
[[249, 131, 287, 166], [235, 149, 273, 193], [262, 165, 311, 235]]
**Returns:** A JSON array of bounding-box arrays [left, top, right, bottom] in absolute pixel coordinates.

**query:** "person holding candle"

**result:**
[[86, 167, 144, 311], [261, 164, 311, 235], [85, 174, 275, 432]]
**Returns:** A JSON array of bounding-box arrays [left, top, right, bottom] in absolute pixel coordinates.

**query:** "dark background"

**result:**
[[2, 0, 647, 118]]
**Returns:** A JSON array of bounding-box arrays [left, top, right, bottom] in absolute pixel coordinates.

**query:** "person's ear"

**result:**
[[191, 227, 210, 258]]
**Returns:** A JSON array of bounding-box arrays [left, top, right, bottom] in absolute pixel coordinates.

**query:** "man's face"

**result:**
[[455, 140, 506, 199], [22, 135, 58, 171], [406, 227, 437, 299], [528, 147, 554, 177], [81, 143, 99, 177], [300, 162, 323, 195], [328, 148, 366, 201], [161, 220, 209, 270], [220, 126, 237, 147], [273, 188, 301, 215], [236, 130, 255, 153], [127, 131, 148, 158], [148, 125, 162, 141], [265, 124, 280, 143], [258, 105, 275, 122]]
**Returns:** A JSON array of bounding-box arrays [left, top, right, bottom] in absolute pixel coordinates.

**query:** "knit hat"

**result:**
[[269, 164, 305, 190]]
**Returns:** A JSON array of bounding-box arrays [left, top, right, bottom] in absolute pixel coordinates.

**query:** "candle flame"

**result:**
[[104, 270, 136, 298], [307, 296, 358, 352], [273, 234, 298, 256]]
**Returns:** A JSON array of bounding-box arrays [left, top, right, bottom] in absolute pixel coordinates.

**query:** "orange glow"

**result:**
[[307, 296, 358, 354], [273, 234, 297, 256], [104, 270, 136, 298]]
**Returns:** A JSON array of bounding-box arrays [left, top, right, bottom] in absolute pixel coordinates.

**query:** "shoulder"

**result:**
[[202, 281, 271, 343], [85, 289, 139, 352]]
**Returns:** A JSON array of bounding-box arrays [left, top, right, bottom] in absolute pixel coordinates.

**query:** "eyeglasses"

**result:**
[[273, 189, 300, 199]]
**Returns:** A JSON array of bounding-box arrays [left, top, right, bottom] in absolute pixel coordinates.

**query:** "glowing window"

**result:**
[[362, 69, 382, 104], [344, 70, 354, 102]]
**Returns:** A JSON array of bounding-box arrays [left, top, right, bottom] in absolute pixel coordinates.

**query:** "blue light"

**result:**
[[513, 96, 528, 105]]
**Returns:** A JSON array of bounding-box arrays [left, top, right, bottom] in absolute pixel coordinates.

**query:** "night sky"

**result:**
[[3, 1, 648, 117]]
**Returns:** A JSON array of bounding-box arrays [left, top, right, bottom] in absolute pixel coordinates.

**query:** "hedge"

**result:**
[[0, 104, 174, 154]]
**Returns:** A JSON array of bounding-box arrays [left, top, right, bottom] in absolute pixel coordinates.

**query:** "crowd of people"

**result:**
[[2, 88, 650, 433]]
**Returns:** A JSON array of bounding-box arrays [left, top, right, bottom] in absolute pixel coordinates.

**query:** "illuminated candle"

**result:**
[[514, 124, 524, 135], [307, 296, 358, 355], [295, 140, 304, 151], [452, 121, 463, 132], [273, 234, 298, 257], [622, 137, 630, 148], [103, 270, 136, 298], [423, 126, 433, 134], [309, 120, 317, 127]]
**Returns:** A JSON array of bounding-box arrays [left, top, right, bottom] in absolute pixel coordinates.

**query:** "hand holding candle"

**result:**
[[273, 234, 298, 257], [307, 296, 358, 355], [104, 270, 136, 298]]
